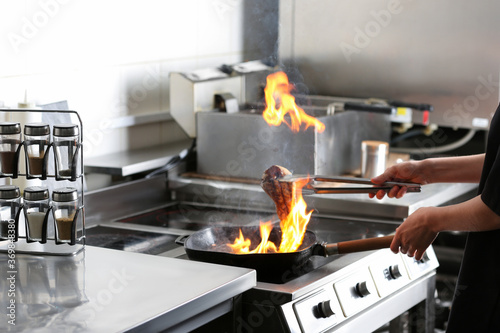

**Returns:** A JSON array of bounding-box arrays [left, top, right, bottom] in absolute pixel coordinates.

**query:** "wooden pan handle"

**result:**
[[323, 235, 394, 256], [338, 235, 394, 254]]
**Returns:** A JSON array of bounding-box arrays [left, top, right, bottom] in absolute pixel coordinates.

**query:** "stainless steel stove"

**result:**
[[83, 175, 445, 332]]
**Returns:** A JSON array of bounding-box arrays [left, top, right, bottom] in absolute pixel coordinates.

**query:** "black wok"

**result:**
[[176, 226, 393, 283]]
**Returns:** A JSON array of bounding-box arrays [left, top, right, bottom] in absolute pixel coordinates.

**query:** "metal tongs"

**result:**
[[278, 175, 421, 195]]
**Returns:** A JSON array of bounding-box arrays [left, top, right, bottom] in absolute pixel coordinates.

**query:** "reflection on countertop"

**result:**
[[1, 250, 87, 331], [0, 245, 255, 332]]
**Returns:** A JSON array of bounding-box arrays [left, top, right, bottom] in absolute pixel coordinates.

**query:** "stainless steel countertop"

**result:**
[[0, 245, 256, 332], [84, 139, 192, 177]]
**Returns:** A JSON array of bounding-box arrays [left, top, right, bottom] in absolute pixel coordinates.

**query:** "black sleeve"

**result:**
[[481, 144, 500, 216]]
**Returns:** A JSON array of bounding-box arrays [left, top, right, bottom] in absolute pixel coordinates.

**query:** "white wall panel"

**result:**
[[0, 0, 276, 158]]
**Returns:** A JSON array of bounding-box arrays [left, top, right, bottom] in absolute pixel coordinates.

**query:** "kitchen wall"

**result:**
[[0, 0, 278, 159], [279, 0, 500, 131]]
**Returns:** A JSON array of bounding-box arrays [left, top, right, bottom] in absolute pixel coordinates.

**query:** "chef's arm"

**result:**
[[391, 195, 500, 260], [430, 196, 500, 232], [422, 153, 485, 183], [371, 154, 485, 199]]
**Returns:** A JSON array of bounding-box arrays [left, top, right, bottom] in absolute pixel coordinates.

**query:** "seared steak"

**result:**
[[261, 165, 294, 221]]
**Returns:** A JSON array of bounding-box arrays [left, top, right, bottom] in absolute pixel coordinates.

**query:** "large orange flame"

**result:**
[[228, 177, 313, 254], [262, 72, 325, 133]]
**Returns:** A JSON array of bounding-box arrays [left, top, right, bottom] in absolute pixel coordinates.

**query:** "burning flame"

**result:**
[[262, 71, 325, 133], [228, 178, 313, 254], [227, 221, 278, 254]]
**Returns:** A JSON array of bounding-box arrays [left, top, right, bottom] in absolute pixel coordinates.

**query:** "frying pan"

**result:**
[[176, 226, 393, 283]]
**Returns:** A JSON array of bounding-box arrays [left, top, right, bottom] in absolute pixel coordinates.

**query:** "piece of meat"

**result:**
[[261, 165, 294, 221]]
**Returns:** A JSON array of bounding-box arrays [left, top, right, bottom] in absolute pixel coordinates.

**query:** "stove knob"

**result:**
[[317, 300, 335, 318], [418, 252, 430, 264], [389, 264, 403, 279], [355, 281, 371, 297]]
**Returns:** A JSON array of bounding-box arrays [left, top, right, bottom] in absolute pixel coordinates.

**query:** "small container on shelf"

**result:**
[[0, 185, 22, 241], [53, 124, 80, 181], [0, 122, 22, 178], [23, 186, 50, 243], [52, 187, 80, 245], [24, 123, 50, 179]]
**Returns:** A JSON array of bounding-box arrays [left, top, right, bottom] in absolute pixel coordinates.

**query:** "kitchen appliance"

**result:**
[[168, 177, 438, 332], [82, 175, 445, 332], [169, 61, 273, 139], [170, 64, 436, 180]]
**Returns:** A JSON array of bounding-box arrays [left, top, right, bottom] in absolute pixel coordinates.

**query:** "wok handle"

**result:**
[[323, 235, 394, 256]]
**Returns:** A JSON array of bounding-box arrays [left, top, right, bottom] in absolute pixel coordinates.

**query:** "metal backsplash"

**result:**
[[196, 110, 390, 179], [278, 0, 500, 130]]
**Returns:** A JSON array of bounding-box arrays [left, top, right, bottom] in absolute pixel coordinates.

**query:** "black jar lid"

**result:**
[[52, 187, 78, 202], [0, 122, 21, 135], [53, 124, 79, 137], [24, 186, 49, 201], [0, 185, 20, 199], [24, 123, 50, 136]]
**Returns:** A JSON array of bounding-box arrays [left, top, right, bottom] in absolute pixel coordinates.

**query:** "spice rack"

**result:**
[[0, 109, 85, 255]]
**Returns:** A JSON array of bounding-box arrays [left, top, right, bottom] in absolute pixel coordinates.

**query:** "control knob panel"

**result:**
[[369, 250, 410, 297], [401, 246, 439, 279], [334, 267, 379, 317], [292, 289, 344, 333]]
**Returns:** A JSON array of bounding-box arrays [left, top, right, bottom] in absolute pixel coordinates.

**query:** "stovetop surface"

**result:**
[[116, 203, 273, 230], [86, 202, 398, 285], [113, 202, 396, 241], [84, 226, 180, 255]]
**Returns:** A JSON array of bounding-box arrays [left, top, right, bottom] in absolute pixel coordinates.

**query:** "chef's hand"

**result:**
[[390, 206, 439, 260], [369, 160, 429, 199]]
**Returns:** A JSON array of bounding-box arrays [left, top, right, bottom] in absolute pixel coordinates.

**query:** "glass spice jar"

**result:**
[[0, 122, 21, 177], [24, 123, 50, 178], [53, 124, 79, 180], [23, 186, 50, 242], [0, 185, 21, 241], [52, 187, 78, 244]]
